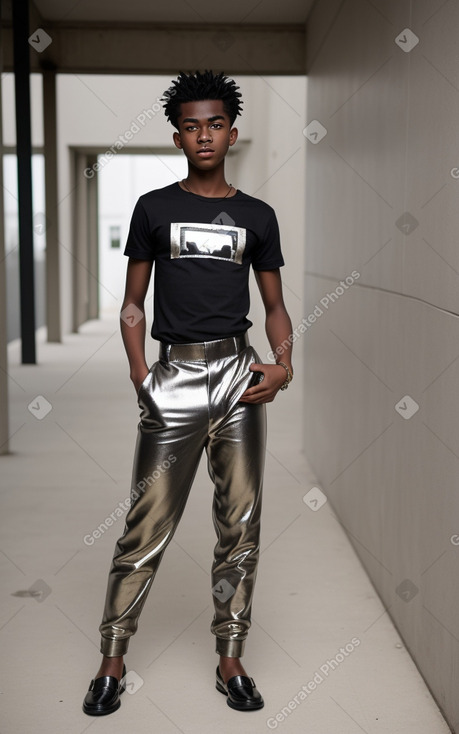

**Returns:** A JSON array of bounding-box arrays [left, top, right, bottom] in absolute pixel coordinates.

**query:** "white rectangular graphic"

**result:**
[[170, 222, 246, 264]]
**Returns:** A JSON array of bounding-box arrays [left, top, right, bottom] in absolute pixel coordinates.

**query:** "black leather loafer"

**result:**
[[215, 665, 264, 710], [82, 663, 126, 716]]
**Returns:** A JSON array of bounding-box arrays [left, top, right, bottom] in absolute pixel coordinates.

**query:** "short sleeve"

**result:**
[[123, 197, 155, 261], [251, 208, 285, 271]]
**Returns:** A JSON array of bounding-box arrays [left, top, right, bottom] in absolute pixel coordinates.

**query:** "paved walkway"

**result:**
[[0, 315, 451, 733]]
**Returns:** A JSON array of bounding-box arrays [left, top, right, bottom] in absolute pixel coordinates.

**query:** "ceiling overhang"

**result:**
[[1, 0, 311, 75]]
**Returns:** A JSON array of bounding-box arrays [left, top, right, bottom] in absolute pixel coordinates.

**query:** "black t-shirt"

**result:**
[[123, 181, 285, 343]]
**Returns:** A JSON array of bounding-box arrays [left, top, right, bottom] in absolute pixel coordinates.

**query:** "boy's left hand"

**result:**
[[239, 363, 289, 404]]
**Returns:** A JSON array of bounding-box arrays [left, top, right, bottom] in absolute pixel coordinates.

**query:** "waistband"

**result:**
[[159, 332, 250, 362]]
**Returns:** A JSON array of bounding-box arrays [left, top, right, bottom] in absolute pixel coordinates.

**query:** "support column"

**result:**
[[0, 9, 10, 454], [87, 154, 99, 321], [43, 69, 61, 342], [73, 152, 89, 331], [72, 153, 99, 329], [12, 0, 36, 363]]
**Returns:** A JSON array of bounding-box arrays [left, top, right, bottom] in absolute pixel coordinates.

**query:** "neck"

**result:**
[[183, 164, 232, 197]]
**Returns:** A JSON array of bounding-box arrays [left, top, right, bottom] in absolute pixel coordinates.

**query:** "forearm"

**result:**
[[120, 300, 148, 380], [265, 305, 293, 372]]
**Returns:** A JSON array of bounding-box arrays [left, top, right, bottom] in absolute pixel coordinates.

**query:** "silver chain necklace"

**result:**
[[181, 179, 234, 198]]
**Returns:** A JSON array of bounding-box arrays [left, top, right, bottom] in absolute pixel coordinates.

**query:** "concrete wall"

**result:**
[[303, 0, 459, 728]]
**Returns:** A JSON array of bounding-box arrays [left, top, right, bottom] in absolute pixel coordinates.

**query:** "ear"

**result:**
[[229, 127, 238, 146], [173, 131, 182, 149]]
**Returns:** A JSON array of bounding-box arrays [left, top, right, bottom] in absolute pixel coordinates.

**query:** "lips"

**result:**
[[197, 148, 214, 157]]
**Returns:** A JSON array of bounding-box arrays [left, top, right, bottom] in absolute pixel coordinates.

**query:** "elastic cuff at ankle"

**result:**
[[100, 636, 129, 657], [215, 637, 245, 657]]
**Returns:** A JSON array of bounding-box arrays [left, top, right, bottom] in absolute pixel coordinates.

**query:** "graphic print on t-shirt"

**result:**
[[170, 222, 247, 265]]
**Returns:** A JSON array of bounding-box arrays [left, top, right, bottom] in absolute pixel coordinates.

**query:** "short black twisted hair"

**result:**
[[161, 70, 243, 130]]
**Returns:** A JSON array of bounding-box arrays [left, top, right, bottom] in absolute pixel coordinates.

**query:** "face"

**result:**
[[173, 99, 238, 169]]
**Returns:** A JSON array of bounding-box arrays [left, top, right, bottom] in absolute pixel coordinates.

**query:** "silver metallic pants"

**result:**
[[99, 332, 267, 658]]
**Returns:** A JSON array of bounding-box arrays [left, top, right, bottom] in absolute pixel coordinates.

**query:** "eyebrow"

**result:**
[[182, 115, 226, 123]]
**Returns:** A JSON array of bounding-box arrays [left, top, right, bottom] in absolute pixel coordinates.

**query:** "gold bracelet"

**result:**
[[276, 361, 293, 391]]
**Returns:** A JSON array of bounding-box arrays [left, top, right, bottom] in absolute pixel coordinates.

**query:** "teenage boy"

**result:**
[[83, 70, 293, 716]]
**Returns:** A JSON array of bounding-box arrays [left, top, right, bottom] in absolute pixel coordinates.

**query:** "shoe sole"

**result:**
[[215, 679, 264, 711], [82, 699, 121, 716]]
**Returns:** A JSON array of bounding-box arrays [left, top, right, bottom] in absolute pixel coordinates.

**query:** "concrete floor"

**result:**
[[1, 315, 452, 733]]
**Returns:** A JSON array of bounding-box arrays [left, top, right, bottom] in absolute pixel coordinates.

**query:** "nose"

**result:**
[[197, 127, 212, 143]]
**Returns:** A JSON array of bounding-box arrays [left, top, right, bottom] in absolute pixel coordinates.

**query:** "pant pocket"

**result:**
[[234, 347, 263, 400], [136, 361, 160, 403], [247, 347, 264, 386], [137, 368, 152, 399]]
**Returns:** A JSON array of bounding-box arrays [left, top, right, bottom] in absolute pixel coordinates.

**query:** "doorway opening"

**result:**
[[97, 153, 188, 317]]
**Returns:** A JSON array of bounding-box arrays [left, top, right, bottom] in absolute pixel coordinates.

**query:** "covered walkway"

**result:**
[[2, 0, 459, 730]]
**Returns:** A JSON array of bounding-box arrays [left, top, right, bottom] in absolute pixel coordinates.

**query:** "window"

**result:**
[[109, 225, 121, 249]]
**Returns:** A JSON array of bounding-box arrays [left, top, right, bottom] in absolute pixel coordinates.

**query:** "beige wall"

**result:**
[[304, 0, 459, 728]]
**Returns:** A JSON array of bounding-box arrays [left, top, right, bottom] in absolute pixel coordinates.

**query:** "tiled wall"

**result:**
[[304, 0, 459, 727]]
